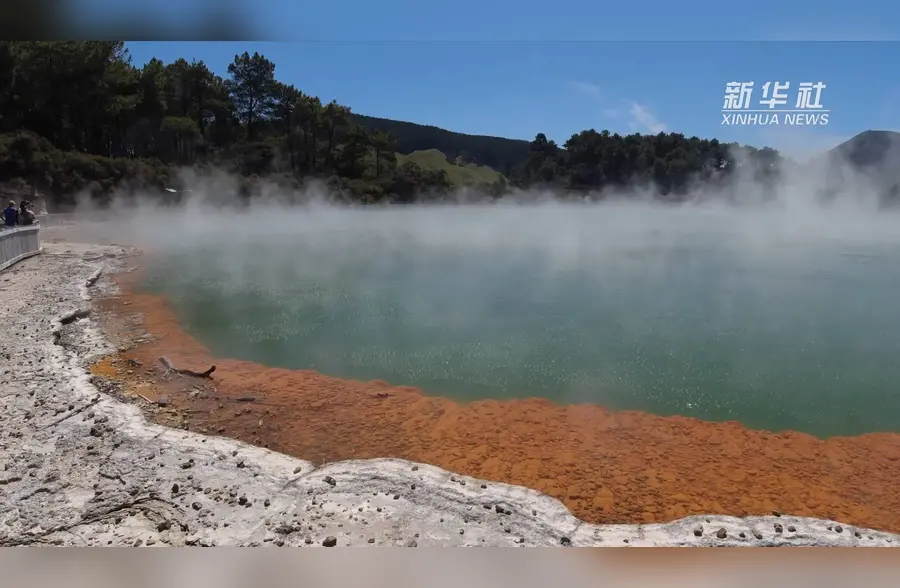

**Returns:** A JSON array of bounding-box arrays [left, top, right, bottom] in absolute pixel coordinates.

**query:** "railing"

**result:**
[[36, 212, 115, 227], [0, 225, 42, 272], [36, 213, 77, 227]]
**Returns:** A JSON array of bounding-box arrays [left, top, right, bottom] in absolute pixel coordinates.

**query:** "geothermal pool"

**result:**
[[138, 203, 900, 438]]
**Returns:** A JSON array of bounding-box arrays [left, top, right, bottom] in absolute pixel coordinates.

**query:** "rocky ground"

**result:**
[[1, 242, 898, 547]]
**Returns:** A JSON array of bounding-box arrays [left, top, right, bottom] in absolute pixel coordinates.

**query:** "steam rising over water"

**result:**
[[128, 203, 900, 438]]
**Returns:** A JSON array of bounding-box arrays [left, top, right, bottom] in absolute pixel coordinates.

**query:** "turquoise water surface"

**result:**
[[138, 204, 900, 438]]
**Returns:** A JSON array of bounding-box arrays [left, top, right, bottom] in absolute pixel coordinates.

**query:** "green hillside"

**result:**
[[351, 114, 530, 176], [396, 149, 504, 186]]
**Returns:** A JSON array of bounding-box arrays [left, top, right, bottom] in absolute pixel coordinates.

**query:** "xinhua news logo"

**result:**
[[721, 81, 829, 126]]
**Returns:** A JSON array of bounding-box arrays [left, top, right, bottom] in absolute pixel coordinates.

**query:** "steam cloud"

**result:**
[[50, 140, 900, 434], [59, 142, 900, 252]]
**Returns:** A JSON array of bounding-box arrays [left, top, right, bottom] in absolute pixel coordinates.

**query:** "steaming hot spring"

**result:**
[[119, 201, 900, 438]]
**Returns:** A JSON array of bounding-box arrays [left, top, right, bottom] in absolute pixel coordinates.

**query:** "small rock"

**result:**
[[787, 525, 796, 533], [293, 466, 302, 474], [323, 536, 337, 547], [411, 466, 418, 471], [236, 460, 245, 468], [171, 483, 179, 494], [835, 525, 843, 534], [774, 523, 783, 534], [559, 537, 572, 546], [192, 502, 202, 511], [368, 538, 375, 544], [716, 528, 727, 539], [693, 527, 703, 537], [406, 540, 417, 547], [324, 476, 336, 486]]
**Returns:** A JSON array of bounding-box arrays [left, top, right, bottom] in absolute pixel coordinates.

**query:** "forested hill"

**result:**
[[827, 130, 900, 169], [350, 114, 530, 176], [811, 130, 900, 206], [3, 41, 892, 210]]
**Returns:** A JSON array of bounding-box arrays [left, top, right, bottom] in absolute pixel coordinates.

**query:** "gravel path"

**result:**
[[0, 242, 897, 547]]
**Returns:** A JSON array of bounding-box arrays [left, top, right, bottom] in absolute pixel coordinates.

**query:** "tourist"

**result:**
[[3, 201, 18, 227], [19, 201, 35, 226]]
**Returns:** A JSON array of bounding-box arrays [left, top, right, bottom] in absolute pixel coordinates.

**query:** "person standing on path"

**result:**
[[19, 201, 34, 226], [3, 200, 18, 227]]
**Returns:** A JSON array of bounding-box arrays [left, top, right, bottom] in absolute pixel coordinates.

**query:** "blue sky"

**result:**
[[117, 0, 900, 158]]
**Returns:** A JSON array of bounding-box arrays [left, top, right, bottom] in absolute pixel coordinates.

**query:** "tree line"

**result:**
[[0, 41, 789, 208], [513, 131, 785, 200], [0, 41, 457, 207]]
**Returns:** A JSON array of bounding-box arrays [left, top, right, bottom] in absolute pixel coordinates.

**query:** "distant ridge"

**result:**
[[351, 114, 531, 176], [827, 130, 900, 168], [354, 114, 900, 202], [819, 130, 900, 205]]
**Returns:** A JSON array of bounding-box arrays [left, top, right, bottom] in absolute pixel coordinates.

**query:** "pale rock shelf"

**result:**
[[0, 242, 896, 547]]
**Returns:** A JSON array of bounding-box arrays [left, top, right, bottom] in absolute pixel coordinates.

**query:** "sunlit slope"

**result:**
[[396, 149, 505, 186]]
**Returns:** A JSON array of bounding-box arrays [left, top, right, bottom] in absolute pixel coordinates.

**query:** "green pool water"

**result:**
[[138, 204, 900, 438]]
